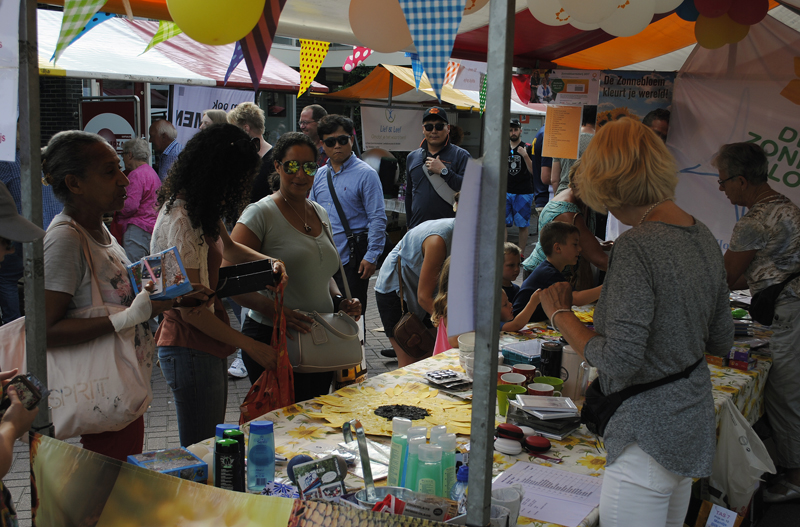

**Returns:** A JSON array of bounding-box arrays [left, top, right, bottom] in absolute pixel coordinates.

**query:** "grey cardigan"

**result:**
[[584, 220, 733, 477]]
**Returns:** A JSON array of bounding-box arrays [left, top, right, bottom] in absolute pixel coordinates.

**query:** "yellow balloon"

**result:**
[[167, 0, 265, 46], [349, 0, 413, 54], [695, 14, 731, 49]]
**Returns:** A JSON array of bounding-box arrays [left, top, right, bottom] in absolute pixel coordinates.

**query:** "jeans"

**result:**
[[600, 443, 692, 527], [0, 242, 23, 324], [240, 315, 333, 402], [123, 224, 151, 264], [158, 346, 228, 447]]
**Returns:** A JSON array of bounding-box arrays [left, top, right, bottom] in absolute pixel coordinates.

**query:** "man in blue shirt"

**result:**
[[148, 119, 182, 181], [0, 150, 62, 324], [309, 115, 387, 315], [405, 107, 470, 230]]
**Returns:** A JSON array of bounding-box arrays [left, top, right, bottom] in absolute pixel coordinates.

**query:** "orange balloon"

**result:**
[[349, 0, 413, 53], [695, 14, 748, 49]]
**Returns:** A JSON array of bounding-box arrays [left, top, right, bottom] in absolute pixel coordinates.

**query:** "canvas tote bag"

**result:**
[[0, 223, 154, 439]]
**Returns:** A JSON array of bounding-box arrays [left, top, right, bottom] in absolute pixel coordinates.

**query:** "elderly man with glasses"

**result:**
[[405, 107, 470, 230], [299, 104, 328, 166]]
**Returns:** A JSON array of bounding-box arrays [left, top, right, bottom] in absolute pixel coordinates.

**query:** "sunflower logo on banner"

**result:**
[[398, 0, 467, 101], [53, 0, 109, 64], [298, 39, 330, 98]]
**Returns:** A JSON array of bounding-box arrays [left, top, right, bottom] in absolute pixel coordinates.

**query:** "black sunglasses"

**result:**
[[281, 160, 318, 177], [231, 136, 260, 153], [424, 122, 446, 132], [322, 135, 351, 148]]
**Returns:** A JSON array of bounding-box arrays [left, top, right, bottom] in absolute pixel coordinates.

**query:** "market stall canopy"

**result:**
[[37, 9, 327, 92], [323, 64, 544, 115], [44, 1, 789, 70]]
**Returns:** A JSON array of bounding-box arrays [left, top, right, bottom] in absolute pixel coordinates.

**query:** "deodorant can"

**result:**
[[540, 341, 564, 378]]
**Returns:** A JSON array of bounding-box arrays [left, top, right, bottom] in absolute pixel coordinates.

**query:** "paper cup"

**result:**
[[497, 385, 527, 417], [500, 373, 527, 386]]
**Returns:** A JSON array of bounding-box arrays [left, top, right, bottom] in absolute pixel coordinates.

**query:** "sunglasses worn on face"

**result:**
[[323, 135, 351, 148], [281, 160, 318, 177], [424, 122, 446, 132]]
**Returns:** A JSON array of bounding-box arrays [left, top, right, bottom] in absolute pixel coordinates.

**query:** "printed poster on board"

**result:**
[[0, 0, 20, 161], [597, 71, 675, 126], [361, 106, 425, 151], [171, 85, 255, 147]]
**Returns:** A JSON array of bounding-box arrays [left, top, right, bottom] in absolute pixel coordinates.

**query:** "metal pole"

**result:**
[[19, 0, 53, 436], [466, 0, 514, 525], [387, 73, 394, 107]]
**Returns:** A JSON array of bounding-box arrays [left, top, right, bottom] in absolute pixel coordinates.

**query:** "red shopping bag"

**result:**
[[239, 283, 295, 425]]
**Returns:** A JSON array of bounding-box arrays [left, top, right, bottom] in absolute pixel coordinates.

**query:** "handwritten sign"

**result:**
[[705, 504, 738, 527]]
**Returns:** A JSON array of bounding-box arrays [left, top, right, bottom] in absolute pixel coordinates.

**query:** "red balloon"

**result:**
[[728, 0, 768, 26], [695, 0, 732, 18]]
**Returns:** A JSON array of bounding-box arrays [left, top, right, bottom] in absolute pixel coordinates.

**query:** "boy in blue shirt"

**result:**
[[502, 242, 522, 304], [513, 221, 601, 323]]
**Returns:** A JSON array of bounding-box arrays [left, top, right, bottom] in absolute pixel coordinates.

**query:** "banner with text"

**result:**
[[597, 70, 675, 126], [669, 17, 800, 250], [361, 107, 425, 151], [0, 0, 20, 161], [171, 85, 254, 147]]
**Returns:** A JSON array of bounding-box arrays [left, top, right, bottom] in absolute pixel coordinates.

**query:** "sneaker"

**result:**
[[228, 357, 248, 378], [380, 348, 397, 358]]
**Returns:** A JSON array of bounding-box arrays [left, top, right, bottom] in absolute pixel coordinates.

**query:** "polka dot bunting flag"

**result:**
[[343, 46, 373, 72], [298, 39, 330, 98]]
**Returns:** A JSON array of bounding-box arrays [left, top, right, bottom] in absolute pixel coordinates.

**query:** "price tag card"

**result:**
[[705, 504, 738, 527]]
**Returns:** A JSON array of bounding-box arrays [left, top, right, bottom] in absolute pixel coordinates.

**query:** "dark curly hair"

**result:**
[[267, 132, 318, 191], [157, 123, 260, 239]]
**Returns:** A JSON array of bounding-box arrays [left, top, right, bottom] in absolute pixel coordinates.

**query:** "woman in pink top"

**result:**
[[119, 138, 161, 262]]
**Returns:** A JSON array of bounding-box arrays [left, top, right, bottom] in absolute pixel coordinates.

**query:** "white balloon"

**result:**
[[560, 0, 618, 24], [600, 0, 656, 38], [527, 0, 571, 27], [653, 0, 683, 14], [570, 19, 601, 31]]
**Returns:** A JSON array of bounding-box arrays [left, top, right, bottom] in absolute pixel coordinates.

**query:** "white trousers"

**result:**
[[600, 443, 692, 527]]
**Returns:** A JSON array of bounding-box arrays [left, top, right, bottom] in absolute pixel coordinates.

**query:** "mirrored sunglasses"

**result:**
[[282, 160, 318, 177], [322, 135, 351, 148]]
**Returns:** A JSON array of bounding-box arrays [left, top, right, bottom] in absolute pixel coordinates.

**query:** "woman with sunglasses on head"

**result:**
[[151, 123, 285, 447], [226, 132, 361, 402]]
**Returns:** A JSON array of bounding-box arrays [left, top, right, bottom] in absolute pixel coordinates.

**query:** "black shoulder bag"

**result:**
[[326, 168, 393, 269], [582, 356, 705, 437], [749, 271, 800, 325]]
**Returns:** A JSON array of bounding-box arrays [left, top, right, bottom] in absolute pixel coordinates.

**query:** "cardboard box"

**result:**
[[128, 447, 208, 483], [728, 358, 757, 372], [705, 355, 728, 367]]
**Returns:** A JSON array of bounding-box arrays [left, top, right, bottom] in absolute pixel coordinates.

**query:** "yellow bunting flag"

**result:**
[[298, 39, 329, 98]]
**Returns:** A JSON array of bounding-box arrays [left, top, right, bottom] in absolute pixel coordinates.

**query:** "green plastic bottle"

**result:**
[[404, 437, 427, 491], [436, 433, 458, 498], [387, 417, 412, 487], [429, 425, 447, 445], [415, 444, 443, 497]]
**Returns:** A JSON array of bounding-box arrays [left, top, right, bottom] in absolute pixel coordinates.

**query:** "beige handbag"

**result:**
[[0, 223, 154, 439]]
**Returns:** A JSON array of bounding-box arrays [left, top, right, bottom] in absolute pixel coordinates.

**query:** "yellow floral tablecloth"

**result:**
[[191, 346, 771, 527]]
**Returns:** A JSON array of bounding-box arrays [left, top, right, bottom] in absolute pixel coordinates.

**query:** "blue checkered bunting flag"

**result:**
[[405, 52, 423, 91], [398, 0, 466, 101], [50, 11, 114, 62], [224, 41, 244, 85]]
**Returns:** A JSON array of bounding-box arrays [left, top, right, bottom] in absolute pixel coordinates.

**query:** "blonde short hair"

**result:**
[[576, 118, 676, 212], [227, 102, 265, 135]]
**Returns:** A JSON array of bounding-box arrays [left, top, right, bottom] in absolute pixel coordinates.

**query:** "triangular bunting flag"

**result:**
[[224, 41, 245, 86], [50, 11, 114, 62], [240, 0, 289, 91], [479, 73, 487, 114], [398, 0, 466, 100], [53, 0, 109, 64], [444, 60, 459, 85], [141, 21, 183, 55], [298, 39, 330, 98], [405, 52, 424, 91], [343, 46, 373, 72]]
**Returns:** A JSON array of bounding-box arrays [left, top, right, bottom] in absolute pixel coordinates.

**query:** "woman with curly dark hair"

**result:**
[[151, 123, 285, 446]]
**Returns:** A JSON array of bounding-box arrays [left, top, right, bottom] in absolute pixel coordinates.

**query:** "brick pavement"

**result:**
[[7, 232, 537, 526]]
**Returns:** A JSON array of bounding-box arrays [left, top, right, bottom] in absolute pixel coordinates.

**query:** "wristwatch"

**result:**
[[440, 167, 449, 176]]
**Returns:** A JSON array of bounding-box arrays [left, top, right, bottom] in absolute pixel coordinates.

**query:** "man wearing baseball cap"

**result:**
[[405, 107, 470, 230], [0, 182, 46, 276], [507, 118, 535, 256]]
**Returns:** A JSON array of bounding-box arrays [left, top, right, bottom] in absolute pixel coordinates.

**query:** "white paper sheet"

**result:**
[[493, 462, 602, 527]]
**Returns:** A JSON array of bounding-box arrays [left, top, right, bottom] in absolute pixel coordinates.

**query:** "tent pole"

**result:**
[[388, 73, 394, 107], [19, 0, 53, 437], [466, 0, 514, 525]]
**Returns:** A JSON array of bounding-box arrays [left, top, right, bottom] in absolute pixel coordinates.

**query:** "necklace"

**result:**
[[637, 198, 672, 226], [752, 188, 776, 207], [279, 191, 311, 232]]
